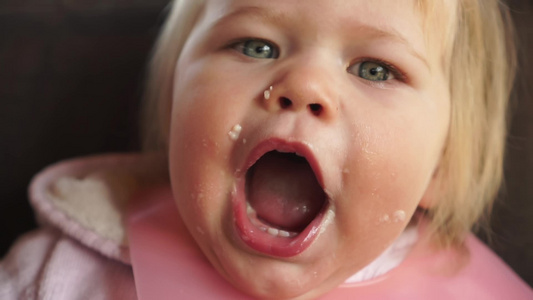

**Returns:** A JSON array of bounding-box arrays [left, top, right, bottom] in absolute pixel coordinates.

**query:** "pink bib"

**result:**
[[127, 186, 533, 299]]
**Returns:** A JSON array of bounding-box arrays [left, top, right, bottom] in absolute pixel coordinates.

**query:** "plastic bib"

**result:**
[[127, 186, 533, 300]]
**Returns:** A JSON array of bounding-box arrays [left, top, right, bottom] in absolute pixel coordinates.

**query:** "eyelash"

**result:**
[[227, 38, 408, 83]]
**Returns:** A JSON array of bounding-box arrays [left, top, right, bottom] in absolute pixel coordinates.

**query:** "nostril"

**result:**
[[309, 103, 323, 116], [280, 97, 292, 109]]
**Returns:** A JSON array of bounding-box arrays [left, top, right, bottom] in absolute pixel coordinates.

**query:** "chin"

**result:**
[[204, 228, 348, 300], [224, 266, 332, 300]]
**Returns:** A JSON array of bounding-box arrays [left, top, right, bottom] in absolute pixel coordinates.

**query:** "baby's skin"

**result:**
[[168, 0, 450, 298]]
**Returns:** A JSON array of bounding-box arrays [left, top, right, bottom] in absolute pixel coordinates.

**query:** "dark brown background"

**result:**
[[1, 0, 531, 287]]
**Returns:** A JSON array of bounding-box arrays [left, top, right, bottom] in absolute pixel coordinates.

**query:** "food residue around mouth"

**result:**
[[228, 124, 242, 141]]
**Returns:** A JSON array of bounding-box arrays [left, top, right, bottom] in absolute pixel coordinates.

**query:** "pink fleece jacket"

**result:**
[[0, 154, 144, 300], [0, 153, 531, 300]]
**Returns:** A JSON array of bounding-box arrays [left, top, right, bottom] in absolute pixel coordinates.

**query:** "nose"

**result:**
[[263, 55, 339, 120]]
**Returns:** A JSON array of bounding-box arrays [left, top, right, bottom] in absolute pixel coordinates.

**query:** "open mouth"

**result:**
[[233, 145, 330, 257], [246, 151, 327, 234]]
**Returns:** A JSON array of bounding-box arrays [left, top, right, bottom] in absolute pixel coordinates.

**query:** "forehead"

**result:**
[[205, 1, 424, 51], [205, 0, 421, 33]]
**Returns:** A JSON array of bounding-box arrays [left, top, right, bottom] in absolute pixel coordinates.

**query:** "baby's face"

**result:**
[[169, 0, 450, 298]]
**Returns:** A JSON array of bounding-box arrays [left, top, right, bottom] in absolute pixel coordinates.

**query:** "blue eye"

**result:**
[[357, 61, 392, 81], [235, 39, 278, 59]]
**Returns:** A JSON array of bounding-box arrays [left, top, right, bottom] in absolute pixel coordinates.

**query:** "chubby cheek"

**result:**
[[169, 134, 220, 241], [168, 95, 233, 243], [336, 120, 437, 258]]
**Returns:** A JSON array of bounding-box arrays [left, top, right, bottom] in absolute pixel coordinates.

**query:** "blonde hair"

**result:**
[[417, 0, 516, 247], [141, 0, 516, 247]]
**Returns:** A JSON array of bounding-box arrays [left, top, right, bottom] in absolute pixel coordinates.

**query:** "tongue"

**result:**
[[246, 151, 326, 231]]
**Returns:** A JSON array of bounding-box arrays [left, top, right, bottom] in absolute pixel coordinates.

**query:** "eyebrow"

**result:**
[[212, 6, 287, 27], [213, 5, 430, 70]]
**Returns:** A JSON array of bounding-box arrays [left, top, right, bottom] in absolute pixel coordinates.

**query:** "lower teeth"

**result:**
[[246, 202, 297, 238]]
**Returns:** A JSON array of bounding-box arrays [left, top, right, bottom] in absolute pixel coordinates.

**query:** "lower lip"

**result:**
[[232, 179, 327, 258]]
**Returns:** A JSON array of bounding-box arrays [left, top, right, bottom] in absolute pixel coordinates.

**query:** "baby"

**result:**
[[1, 0, 532, 299]]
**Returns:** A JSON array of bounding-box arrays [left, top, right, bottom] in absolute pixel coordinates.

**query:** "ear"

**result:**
[[419, 168, 442, 209]]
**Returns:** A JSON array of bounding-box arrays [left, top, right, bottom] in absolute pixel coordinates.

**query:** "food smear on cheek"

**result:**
[[377, 210, 406, 225], [228, 124, 242, 141], [392, 210, 406, 223]]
